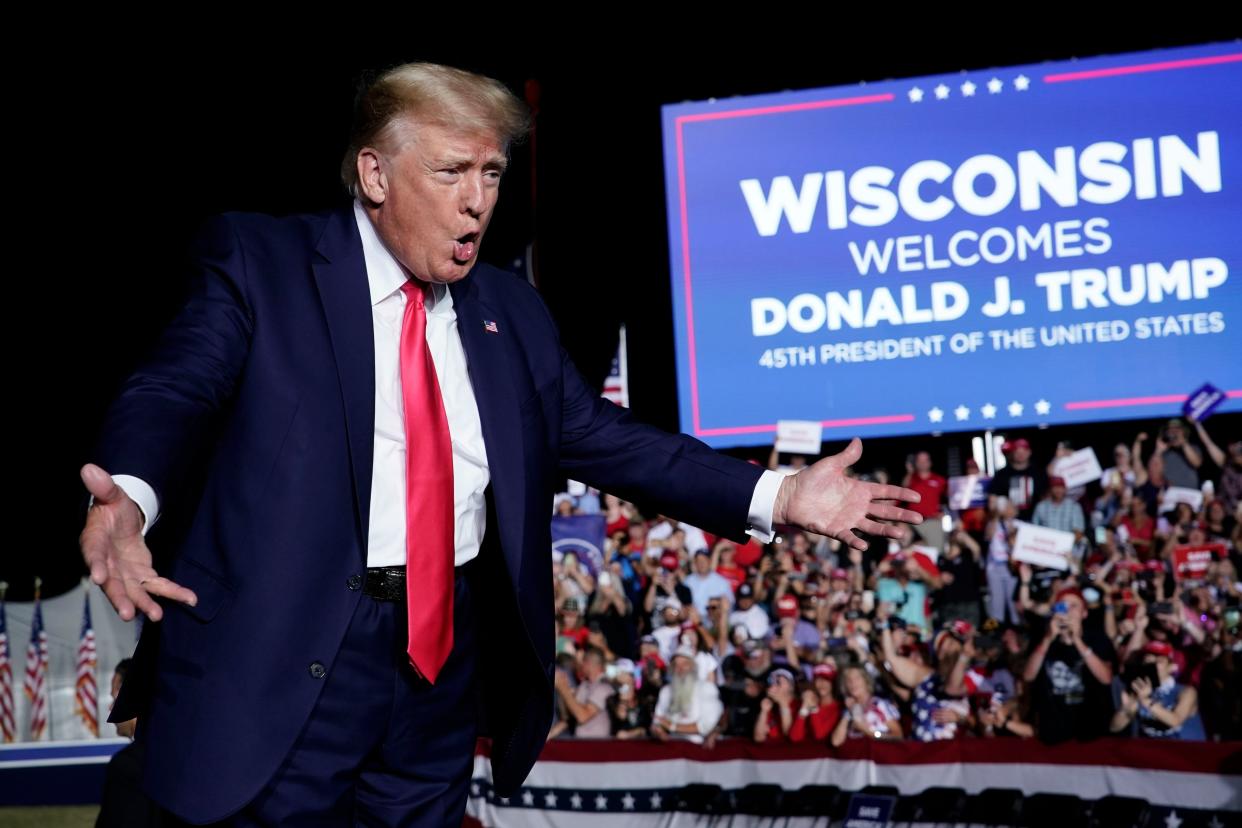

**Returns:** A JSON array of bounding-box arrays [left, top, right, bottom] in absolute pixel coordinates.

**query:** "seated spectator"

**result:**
[[790, 662, 842, 743], [1024, 587, 1116, 743], [1111, 640, 1202, 739], [553, 646, 615, 738], [652, 645, 724, 745], [831, 665, 903, 745]]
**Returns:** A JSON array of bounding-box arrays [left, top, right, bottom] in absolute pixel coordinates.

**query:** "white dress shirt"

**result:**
[[105, 201, 787, 563]]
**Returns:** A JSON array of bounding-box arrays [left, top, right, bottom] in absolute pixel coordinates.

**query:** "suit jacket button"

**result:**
[[347, 574, 362, 591], [309, 662, 327, 679]]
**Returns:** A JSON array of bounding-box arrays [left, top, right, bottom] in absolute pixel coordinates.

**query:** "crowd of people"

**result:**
[[547, 417, 1242, 746]]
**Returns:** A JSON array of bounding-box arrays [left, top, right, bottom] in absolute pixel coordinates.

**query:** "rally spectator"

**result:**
[[987, 437, 1048, 521], [903, 451, 947, 547], [1111, 641, 1203, 738], [728, 582, 770, 641], [881, 617, 973, 741], [753, 668, 800, 743], [652, 646, 723, 744], [789, 662, 842, 743], [874, 544, 942, 638], [1192, 419, 1242, 512], [975, 691, 1034, 738], [712, 538, 748, 592], [831, 665, 903, 745], [684, 548, 734, 618], [554, 646, 615, 738], [1157, 419, 1203, 490], [1116, 494, 1158, 560], [936, 523, 983, 629], [1024, 588, 1116, 743], [1032, 477, 1087, 560], [608, 660, 651, 739], [985, 499, 1022, 624]]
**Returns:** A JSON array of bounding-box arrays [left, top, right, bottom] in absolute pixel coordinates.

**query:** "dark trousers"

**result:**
[[170, 565, 480, 827]]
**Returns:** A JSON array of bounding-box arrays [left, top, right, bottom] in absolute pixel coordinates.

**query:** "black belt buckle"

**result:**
[[363, 566, 407, 601]]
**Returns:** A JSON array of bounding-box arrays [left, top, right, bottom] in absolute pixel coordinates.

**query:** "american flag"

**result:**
[[76, 594, 98, 737], [24, 594, 49, 741], [483, 319, 499, 334], [0, 593, 15, 743]]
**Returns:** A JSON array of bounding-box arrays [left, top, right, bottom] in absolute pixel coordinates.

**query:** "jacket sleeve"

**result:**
[[89, 213, 255, 514], [549, 326, 766, 542]]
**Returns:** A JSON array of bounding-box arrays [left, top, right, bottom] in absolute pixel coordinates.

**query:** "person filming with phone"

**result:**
[[1023, 587, 1116, 744]]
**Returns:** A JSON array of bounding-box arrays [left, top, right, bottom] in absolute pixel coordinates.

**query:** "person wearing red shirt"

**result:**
[[904, 451, 947, 547], [790, 662, 842, 742]]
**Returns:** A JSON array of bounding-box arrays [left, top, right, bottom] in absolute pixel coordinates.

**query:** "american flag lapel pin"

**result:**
[[483, 319, 500, 334]]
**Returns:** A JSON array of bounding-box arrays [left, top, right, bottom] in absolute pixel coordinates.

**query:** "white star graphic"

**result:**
[[988, 77, 1003, 94], [928, 406, 944, 423], [908, 86, 924, 103], [521, 790, 534, 806], [650, 792, 664, 809], [570, 793, 583, 809], [1014, 74, 1031, 91], [934, 83, 950, 100], [544, 792, 558, 808], [471, 782, 482, 796], [594, 794, 609, 810], [622, 792, 636, 810], [1207, 815, 1223, 828], [1034, 398, 1051, 416], [981, 403, 997, 419], [917, 707, 929, 720], [1165, 810, 1183, 828], [954, 405, 971, 421], [961, 80, 977, 97], [1008, 401, 1024, 417], [498, 796, 510, 806]]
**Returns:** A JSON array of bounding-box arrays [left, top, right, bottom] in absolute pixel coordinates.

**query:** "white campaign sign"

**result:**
[[775, 420, 823, 455], [1052, 448, 1103, 489], [1011, 521, 1075, 571]]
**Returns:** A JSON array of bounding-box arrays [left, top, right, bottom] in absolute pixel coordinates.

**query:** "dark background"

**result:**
[[11, 26, 1239, 601]]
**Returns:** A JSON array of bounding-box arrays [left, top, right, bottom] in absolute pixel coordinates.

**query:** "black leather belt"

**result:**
[[363, 559, 478, 601], [363, 566, 409, 601]]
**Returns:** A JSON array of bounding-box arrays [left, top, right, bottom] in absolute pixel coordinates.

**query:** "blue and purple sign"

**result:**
[[662, 43, 1242, 447]]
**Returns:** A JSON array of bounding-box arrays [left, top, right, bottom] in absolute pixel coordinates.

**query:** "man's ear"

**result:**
[[355, 147, 387, 204]]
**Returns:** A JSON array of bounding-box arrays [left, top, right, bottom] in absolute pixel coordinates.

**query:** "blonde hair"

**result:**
[[340, 62, 530, 197]]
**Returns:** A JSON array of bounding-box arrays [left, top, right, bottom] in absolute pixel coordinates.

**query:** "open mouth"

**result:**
[[453, 232, 478, 262]]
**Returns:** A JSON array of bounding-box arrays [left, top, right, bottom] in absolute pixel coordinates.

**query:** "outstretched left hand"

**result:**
[[772, 438, 924, 552]]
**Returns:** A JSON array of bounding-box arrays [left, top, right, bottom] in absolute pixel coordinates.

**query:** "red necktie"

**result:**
[[398, 279, 455, 684]]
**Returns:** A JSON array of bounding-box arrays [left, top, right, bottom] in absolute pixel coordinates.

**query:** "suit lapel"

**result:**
[[450, 272, 527, 586], [311, 205, 375, 558]]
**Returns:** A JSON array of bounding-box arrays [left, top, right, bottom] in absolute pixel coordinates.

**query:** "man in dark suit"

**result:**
[[78, 62, 922, 826]]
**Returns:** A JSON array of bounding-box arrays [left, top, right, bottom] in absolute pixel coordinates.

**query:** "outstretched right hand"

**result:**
[[79, 463, 197, 622]]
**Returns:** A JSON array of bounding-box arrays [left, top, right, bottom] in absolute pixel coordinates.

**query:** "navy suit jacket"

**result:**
[[94, 201, 765, 822]]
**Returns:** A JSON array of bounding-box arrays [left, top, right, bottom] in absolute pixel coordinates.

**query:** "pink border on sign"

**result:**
[[1066, 390, 1242, 411], [675, 93, 899, 437], [1044, 52, 1242, 83]]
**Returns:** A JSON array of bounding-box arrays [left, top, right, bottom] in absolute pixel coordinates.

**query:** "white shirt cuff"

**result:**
[[88, 475, 160, 536], [746, 469, 786, 543]]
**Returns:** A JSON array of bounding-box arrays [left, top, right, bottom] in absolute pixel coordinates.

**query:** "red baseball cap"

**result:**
[[1002, 438, 1031, 453], [1144, 640, 1174, 657], [812, 662, 837, 680], [777, 594, 799, 619], [1049, 476, 1067, 488], [660, 552, 680, 571]]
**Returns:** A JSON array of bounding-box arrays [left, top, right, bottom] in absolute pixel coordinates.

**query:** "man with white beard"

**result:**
[[651, 645, 724, 745]]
